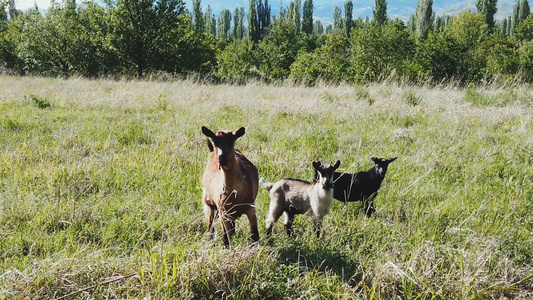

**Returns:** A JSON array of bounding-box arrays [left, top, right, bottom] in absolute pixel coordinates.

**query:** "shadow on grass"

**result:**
[[275, 239, 362, 287]]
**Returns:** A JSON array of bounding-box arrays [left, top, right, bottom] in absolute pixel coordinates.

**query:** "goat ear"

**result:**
[[371, 157, 378, 163], [312, 161, 321, 170], [206, 139, 214, 152], [202, 126, 216, 139], [234, 127, 245, 139], [333, 160, 341, 169], [389, 157, 398, 162]]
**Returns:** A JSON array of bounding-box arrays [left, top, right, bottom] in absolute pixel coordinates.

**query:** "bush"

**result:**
[[215, 39, 259, 83], [290, 34, 349, 85], [257, 21, 307, 82], [348, 21, 415, 83]]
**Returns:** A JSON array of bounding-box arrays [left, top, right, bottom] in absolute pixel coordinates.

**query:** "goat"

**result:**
[[328, 157, 397, 217], [201, 126, 259, 247], [260, 160, 341, 238]]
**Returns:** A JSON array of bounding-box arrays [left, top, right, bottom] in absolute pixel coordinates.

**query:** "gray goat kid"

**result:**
[[259, 160, 341, 238]]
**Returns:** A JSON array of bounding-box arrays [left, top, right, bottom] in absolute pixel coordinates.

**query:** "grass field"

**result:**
[[0, 76, 532, 299]]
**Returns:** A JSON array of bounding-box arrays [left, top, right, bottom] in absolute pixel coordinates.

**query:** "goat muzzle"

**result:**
[[323, 182, 334, 190]]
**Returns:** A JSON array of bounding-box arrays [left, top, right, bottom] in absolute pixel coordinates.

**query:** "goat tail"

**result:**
[[259, 177, 273, 191]]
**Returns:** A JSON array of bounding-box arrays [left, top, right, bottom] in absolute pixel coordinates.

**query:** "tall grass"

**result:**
[[0, 76, 532, 299]]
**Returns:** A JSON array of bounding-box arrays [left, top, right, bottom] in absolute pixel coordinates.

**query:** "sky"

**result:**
[[12, 0, 514, 22]]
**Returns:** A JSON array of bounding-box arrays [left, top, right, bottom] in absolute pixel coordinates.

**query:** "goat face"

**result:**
[[371, 157, 398, 177], [313, 160, 341, 189], [202, 126, 245, 169]]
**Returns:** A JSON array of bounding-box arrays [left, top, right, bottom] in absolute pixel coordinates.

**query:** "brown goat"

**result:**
[[201, 126, 260, 247]]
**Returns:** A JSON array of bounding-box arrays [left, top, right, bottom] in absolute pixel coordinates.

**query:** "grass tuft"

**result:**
[[0, 76, 531, 298]]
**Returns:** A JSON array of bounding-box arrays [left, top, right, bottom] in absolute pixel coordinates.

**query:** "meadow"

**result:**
[[0, 76, 531, 299]]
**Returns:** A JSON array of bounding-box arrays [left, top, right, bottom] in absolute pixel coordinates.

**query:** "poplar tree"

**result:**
[[513, 0, 520, 30], [248, 0, 260, 42], [408, 14, 416, 33], [502, 17, 508, 35], [302, 0, 313, 34], [333, 7, 342, 30], [294, 0, 302, 31], [373, 0, 387, 26], [8, 0, 20, 19], [205, 6, 216, 36], [314, 20, 324, 34], [259, 0, 271, 36], [233, 7, 244, 39], [217, 9, 231, 39], [476, 0, 497, 32], [519, 0, 531, 23], [416, 0, 433, 39], [192, 0, 204, 33], [344, 1, 353, 36]]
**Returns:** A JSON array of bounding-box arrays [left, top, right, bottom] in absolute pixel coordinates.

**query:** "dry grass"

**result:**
[[0, 75, 532, 299]]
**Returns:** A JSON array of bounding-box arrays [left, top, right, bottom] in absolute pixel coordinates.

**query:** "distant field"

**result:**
[[0, 76, 531, 299]]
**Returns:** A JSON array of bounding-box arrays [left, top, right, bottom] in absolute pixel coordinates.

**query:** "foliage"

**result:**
[[518, 40, 533, 81], [0, 1, 533, 84], [477, 0, 498, 31], [373, 0, 387, 27], [415, 32, 465, 82], [478, 34, 520, 82], [290, 34, 349, 85], [348, 21, 416, 82], [215, 39, 259, 83], [257, 20, 307, 81], [416, 0, 433, 39], [302, 0, 313, 35], [109, 0, 187, 77], [445, 11, 489, 82], [515, 15, 533, 41]]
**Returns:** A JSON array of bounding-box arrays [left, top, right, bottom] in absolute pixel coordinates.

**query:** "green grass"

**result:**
[[0, 76, 532, 299]]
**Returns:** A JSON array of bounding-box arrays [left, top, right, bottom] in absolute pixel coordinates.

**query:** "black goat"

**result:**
[[326, 157, 397, 217]]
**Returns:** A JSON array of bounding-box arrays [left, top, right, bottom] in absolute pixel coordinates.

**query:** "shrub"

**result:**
[[348, 21, 415, 83], [290, 34, 349, 86]]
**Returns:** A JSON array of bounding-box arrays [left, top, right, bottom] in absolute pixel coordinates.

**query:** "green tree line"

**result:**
[[1, 0, 532, 84]]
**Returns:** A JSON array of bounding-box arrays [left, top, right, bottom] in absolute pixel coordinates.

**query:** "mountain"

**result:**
[[15, 0, 515, 23], [187, 0, 516, 23]]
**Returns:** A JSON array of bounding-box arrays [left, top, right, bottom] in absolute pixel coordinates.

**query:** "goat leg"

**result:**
[[245, 207, 260, 242]]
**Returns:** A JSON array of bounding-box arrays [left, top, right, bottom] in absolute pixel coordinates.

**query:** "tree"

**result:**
[[233, 7, 244, 39], [416, 0, 432, 39], [294, 0, 301, 31], [445, 10, 488, 82], [258, 0, 271, 38], [373, 0, 387, 26], [248, 0, 259, 42], [344, 1, 353, 37], [217, 9, 231, 39], [215, 39, 259, 82], [204, 5, 215, 35], [314, 20, 323, 34], [502, 17, 508, 35], [513, 0, 520, 31], [302, 0, 313, 35], [192, 0, 204, 33], [110, 0, 187, 77], [290, 34, 349, 85], [258, 20, 306, 80], [519, 0, 531, 23], [476, 0, 497, 32], [333, 7, 342, 30], [349, 21, 414, 82], [8, 0, 21, 19]]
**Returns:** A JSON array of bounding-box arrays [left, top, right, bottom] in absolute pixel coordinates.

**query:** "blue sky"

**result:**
[[13, 0, 514, 23]]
